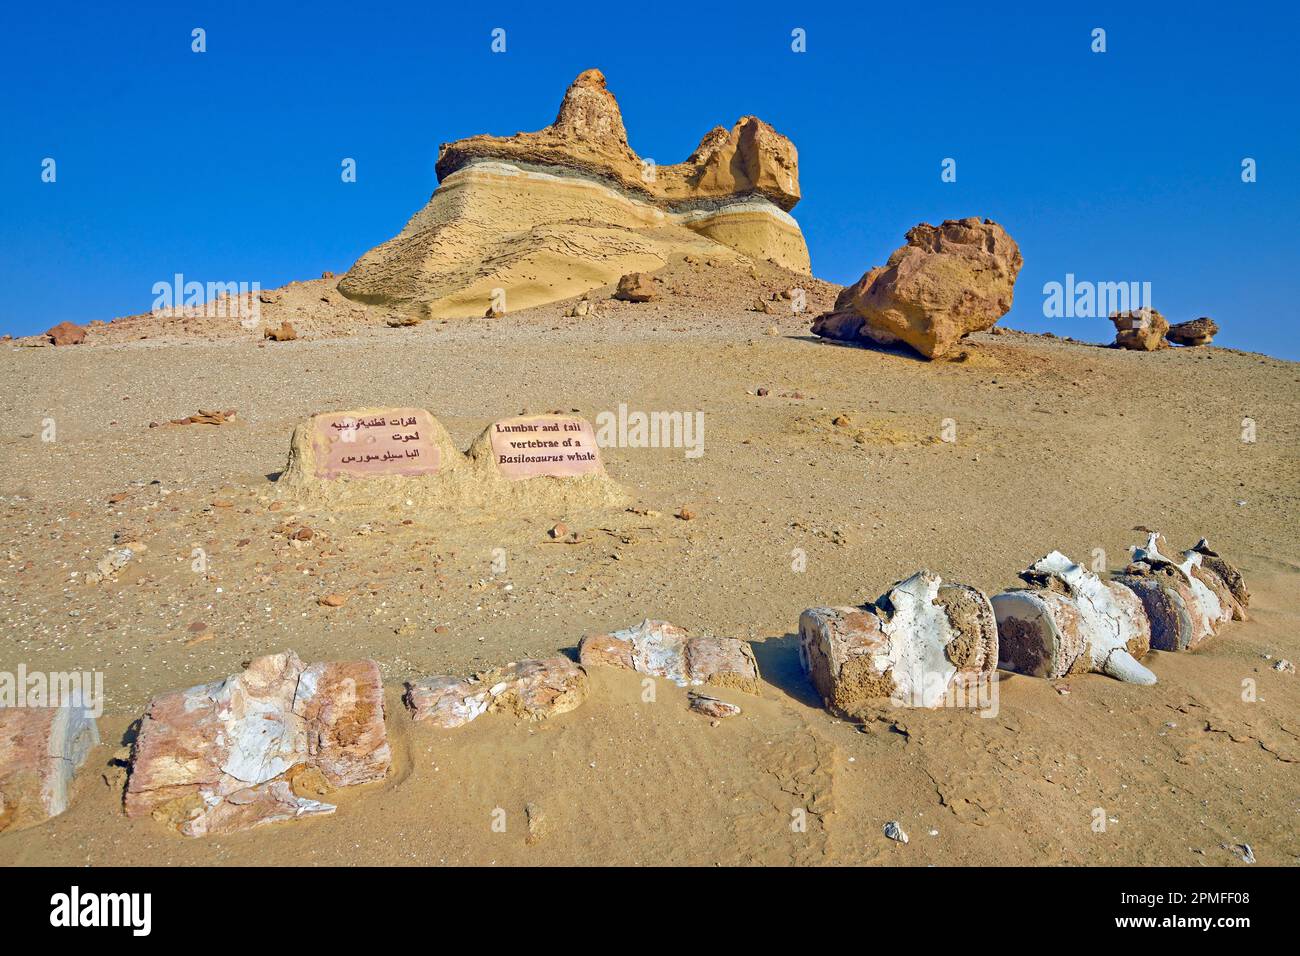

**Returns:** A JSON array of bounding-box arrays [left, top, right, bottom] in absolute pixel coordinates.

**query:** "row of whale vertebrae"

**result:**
[[992, 533, 1248, 685]]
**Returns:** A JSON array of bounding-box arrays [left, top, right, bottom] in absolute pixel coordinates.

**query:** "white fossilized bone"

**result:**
[[1114, 532, 1238, 651], [993, 551, 1155, 684], [799, 569, 998, 713]]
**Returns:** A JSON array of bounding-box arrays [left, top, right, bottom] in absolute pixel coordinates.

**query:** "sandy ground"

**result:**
[[1, 260, 1297, 865]]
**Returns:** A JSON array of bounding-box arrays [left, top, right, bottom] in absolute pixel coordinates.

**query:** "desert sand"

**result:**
[[1, 252, 1297, 865]]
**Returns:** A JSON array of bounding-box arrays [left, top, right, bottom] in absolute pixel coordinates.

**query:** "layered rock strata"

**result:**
[[339, 69, 810, 316]]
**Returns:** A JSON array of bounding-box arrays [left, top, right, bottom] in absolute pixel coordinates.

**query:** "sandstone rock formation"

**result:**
[[799, 570, 999, 713], [1110, 308, 1169, 350], [1167, 316, 1218, 346], [810, 218, 1023, 359], [405, 657, 588, 727], [338, 69, 810, 317], [125, 651, 391, 836], [993, 552, 1155, 684], [0, 701, 99, 832], [578, 619, 761, 694]]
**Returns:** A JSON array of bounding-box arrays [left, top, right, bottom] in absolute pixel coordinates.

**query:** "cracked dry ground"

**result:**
[[0, 277, 1296, 865]]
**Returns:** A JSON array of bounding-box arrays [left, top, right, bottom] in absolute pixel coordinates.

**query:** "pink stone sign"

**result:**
[[489, 415, 601, 480], [310, 408, 441, 480]]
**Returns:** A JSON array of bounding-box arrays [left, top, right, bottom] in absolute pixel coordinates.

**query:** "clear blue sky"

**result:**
[[2, 1, 1297, 358]]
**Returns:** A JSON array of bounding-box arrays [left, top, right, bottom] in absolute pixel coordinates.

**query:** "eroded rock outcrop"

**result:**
[[811, 218, 1023, 359], [433, 69, 800, 212], [44, 321, 87, 346], [993, 552, 1155, 684], [1111, 308, 1169, 350], [0, 701, 99, 832], [578, 619, 762, 694], [799, 570, 999, 713], [405, 657, 588, 727], [1167, 316, 1218, 346], [124, 652, 391, 837], [339, 69, 810, 317]]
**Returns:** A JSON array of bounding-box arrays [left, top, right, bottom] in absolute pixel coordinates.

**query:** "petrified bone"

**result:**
[[1109, 572, 1203, 653], [405, 657, 588, 726], [125, 652, 391, 837], [1113, 532, 1236, 650], [1191, 538, 1249, 607], [687, 693, 742, 719], [992, 552, 1155, 684], [403, 676, 491, 728], [0, 698, 100, 833], [799, 570, 998, 713], [1185, 555, 1247, 623], [578, 619, 761, 694], [1133, 535, 1232, 632]]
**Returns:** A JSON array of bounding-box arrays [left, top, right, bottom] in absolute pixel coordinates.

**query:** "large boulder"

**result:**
[[799, 570, 998, 713], [811, 218, 1023, 359], [0, 702, 99, 832], [338, 69, 810, 317], [124, 652, 391, 837]]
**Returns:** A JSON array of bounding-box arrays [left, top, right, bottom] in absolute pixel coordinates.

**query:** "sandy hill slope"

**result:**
[[1, 274, 1296, 864]]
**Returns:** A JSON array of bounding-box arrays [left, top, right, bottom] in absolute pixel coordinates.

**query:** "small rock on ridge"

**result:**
[[1167, 316, 1218, 346]]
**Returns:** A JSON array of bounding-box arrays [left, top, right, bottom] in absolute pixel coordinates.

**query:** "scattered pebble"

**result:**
[[884, 821, 909, 844], [688, 693, 741, 719]]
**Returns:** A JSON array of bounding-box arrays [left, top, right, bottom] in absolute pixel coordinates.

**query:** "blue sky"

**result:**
[[2, 1, 1297, 358]]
